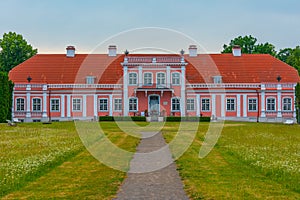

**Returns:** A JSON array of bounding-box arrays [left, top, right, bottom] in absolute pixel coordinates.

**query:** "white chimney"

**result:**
[[232, 45, 242, 57], [108, 45, 117, 56], [188, 45, 197, 57], [66, 46, 75, 57]]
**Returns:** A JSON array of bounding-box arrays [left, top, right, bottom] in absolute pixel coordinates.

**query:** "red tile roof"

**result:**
[[9, 53, 299, 84]]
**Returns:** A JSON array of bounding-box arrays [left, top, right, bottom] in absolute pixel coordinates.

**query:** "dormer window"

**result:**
[[213, 76, 222, 84], [86, 76, 95, 84]]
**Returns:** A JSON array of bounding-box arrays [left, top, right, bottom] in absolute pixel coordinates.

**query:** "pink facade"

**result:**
[[9, 45, 299, 122]]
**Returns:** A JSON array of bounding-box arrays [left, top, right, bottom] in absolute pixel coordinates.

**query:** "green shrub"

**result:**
[[99, 116, 146, 122]]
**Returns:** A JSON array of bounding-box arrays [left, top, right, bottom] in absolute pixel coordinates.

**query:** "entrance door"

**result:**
[[149, 95, 159, 119]]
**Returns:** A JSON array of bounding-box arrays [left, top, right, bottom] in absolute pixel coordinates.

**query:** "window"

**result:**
[[99, 99, 108, 111], [172, 98, 180, 111], [248, 98, 257, 111], [213, 76, 222, 84], [114, 99, 122, 111], [32, 98, 41, 111], [86, 76, 95, 84], [187, 98, 195, 111], [129, 73, 137, 85], [16, 98, 25, 111], [283, 98, 292, 111], [157, 73, 166, 86], [129, 98, 138, 111], [226, 98, 235, 111], [201, 98, 210, 111], [72, 98, 81, 111], [266, 98, 276, 111], [51, 99, 60, 112], [144, 72, 152, 85], [172, 73, 180, 85]]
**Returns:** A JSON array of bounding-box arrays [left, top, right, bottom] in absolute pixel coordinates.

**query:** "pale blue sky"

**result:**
[[0, 0, 299, 53]]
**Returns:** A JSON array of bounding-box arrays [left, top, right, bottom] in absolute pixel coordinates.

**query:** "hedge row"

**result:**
[[165, 116, 210, 122], [99, 116, 210, 122], [99, 116, 146, 121]]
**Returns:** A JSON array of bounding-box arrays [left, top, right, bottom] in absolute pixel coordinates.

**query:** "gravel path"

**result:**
[[114, 132, 189, 200]]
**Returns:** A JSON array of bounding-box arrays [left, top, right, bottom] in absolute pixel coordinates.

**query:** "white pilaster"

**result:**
[[237, 94, 241, 117], [26, 84, 31, 118], [61, 95, 65, 118], [212, 94, 216, 118], [243, 94, 247, 117], [138, 66, 143, 87], [123, 66, 129, 116], [221, 94, 225, 118], [293, 84, 297, 118], [277, 84, 282, 118], [109, 94, 113, 116], [94, 94, 98, 117], [42, 90, 47, 118], [261, 84, 266, 118], [83, 95, 87, 118], [196, 94, 200, 116], [180, 66, 186, 117], [67, 95, 71, 118], [166, 66, 171, 88], [11, 89, 15, 118]]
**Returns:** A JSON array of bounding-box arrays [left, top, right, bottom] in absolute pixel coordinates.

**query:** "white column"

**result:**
[[42, 92, 47, 118], [221, 94, 225, 118], [237, 94, 241, 118], [123, 66, 129, 116], [83, 95, 87, 118], [180, 66, 186, 117], [61, 95, 65, 118], [138, 66, 143, 87], [261, 84, 266, 118], [109, 94, 113, 116], [94, 94, 98, 117], [11, 89, 15, 118], [26, 84, 31, 118], [166, 66, 171, 88], [212, 94, 216, 118], [196, 94, 200, 116], [293, 84, 297, 118], [277, 84, 282, 118], [67, 95, 71, 118], [243, 94, 247, 117]]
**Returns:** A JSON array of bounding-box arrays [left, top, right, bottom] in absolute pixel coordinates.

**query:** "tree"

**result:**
[[0, 32, 37, 72], [0, 72, 13, 122], [222, 35, 277, 56], [276, 48, 293, 63], [286, 46, 300, 73]]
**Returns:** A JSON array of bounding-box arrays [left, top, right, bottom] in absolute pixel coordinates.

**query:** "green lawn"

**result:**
[[1, 121, 299, 199], [163, 122, 300, 199], [0, 122, 139, 199]]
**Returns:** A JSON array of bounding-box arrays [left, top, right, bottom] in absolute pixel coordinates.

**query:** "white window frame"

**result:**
[[248, 98, 257, 112], [266, 97, 276, 111], [156, 72, 166, 87], [128, 72, 138, 85], [171, 97, 180, 111], [32, 98, 42, 112], [282, 97, 292, 111], [99, 98, 108, 112], [143, 72, 153, 85], [86, 76, 95, 84], [187, 98, 195, 111], [213, 76, 222, 84], [72, 98, 82, 112], [50, 98, 60, 112], [129, 98, 138, 112], [114, 98, 122, 111], [201, 98, 210, 111], [16, 98, 25, 111], [226, 98, 236, 111], [171, 72, 180, 85]]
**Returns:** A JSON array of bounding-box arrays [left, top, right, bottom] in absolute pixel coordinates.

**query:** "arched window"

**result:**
[[283, 97, 292, 111], [157, 72, 166, 86], [16, 98, 25, 111], [266, 97, 276, 111], [129, 73, 137, 85], [144, 72, 152, 85], [172, 72, 180, 85]]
